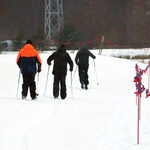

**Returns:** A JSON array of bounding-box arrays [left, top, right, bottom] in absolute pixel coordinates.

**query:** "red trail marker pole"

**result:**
[[137, 95, 141, 145]]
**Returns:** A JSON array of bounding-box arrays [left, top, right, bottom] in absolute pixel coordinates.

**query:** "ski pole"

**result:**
[[16, 70, 21, 98], [93, 59, 99, 85], [70, 71, 73, 98], [36, 72, 39, 94], [44, 65, 50, 96], [72, 65, 77, 82]]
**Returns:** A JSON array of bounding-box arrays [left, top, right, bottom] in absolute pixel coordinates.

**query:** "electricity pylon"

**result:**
[[45, 0, 64, 40]]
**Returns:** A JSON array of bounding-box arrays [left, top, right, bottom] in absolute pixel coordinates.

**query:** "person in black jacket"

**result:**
[[47, 44, 73, 99], [75, 44, 96, 89]]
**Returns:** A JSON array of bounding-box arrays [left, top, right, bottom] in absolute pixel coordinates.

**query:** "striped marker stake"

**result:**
[[137, 95, 141, 144], [134, 63, 150, 145]]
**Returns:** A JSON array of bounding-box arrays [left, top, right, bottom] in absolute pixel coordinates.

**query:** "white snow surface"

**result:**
[[0, 49, 150, 150]]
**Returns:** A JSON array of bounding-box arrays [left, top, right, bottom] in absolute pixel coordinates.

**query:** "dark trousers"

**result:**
[[22, 74, 36, 99], [53, 74, 66, 99], [78, 65, 89, 85]]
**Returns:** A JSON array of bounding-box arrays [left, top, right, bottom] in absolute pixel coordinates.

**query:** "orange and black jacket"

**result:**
[[16, 44, 42, 74]]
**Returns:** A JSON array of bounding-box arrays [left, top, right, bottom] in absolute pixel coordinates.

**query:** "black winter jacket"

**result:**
[[47, 47, 73, 75], [75, 47, 96, 67]]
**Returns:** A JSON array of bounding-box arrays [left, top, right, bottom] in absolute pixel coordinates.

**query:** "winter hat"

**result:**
[[58, 44, 66, 52], [80, 43, 88, 51], [61, 44, 65, 48], [26, 40, 33, 45], [81, 43, 87, 49]]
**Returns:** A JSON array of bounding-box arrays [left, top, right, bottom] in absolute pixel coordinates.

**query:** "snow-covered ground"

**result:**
[[0, 49, 150, 150]]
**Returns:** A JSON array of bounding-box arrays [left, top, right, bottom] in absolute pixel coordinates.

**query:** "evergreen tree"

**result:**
[[14, 28, 26, 50], [56, 24, 82, 49]]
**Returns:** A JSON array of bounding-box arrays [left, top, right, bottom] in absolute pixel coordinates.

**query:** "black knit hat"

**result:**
[[58, 44, 66, 52], [26, 40, 32, 45]]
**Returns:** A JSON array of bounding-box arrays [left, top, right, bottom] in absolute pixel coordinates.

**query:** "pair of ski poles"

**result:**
[[44, 65, 73, 98], [16, 71, 40, 99], [72, 59, 99, 85]]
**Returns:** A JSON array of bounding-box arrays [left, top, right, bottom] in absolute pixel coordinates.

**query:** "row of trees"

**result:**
[[12, 24, 82, 51]]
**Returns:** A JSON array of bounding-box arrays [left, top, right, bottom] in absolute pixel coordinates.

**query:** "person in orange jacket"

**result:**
[[16, 40, 42, 100]]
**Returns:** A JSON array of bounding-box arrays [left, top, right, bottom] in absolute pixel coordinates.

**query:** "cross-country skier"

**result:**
[[47, 44, 73, 99], [75, 44, 96, 89], [16, 40, 42, 100]]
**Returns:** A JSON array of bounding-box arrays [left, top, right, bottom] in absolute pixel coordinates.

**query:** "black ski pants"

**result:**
[[78, 65, 89, 86], [53, 74, 66, 99], [22, 73, 36, 99]]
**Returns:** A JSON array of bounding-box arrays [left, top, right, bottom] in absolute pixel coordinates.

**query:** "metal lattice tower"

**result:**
[[45, 0, 64, 40]]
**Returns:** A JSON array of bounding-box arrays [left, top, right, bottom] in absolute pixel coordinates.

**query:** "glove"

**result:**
[[47, 61, 51, 65], [70, 68, 73, 71], [76, 62, 79, 66], [38, 68, 41, 73]]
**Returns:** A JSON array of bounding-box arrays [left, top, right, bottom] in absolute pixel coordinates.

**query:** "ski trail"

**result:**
[[0, 99, 55, 150]]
